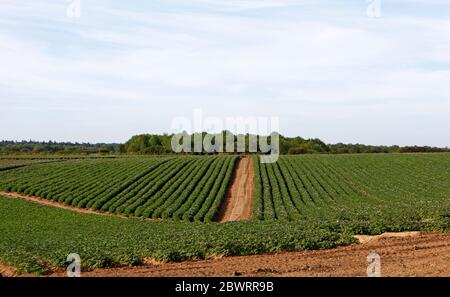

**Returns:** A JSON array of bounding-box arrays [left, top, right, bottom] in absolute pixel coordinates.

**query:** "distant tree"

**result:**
[[288, 147, 308, 154]]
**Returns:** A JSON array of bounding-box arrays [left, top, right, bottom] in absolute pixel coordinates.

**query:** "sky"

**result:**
[[0, 0, 449, 146]]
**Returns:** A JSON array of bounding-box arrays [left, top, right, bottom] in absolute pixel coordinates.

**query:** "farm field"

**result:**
[[0, 195, 350, 275], [0, 155, 119, 171], [0, 153, 449, 275], [254, 154, 450, 232], [42, 232, 450, 277], [0, 158, 62, 171], [0, 156, 237, 222]]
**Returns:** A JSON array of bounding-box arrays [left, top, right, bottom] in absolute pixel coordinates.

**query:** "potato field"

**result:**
[[0, 156, 237, 222], [0, 153, 449, 275]]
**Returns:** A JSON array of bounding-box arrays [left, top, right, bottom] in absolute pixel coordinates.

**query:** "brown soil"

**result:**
[[27, 232, 449, 277], [217, 157, 254, 222], [0, 262, 16, 277], [355, 231, 421, 244], [0, 192, 160, 221]]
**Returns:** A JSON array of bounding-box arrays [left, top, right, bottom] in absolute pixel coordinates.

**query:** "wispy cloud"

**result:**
[[0, 0, 449, 145], [194, 0, 306, 11]]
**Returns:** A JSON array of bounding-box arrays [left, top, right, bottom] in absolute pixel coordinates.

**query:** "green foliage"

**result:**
[[0, 140, 120, 154], [0, 196, 355, 275], [1, 153, 449, 275], [0, 156, 237, 222], [2, 137, 449, 155], [124, 134, 172, 154], [255, 154, 450, 233]]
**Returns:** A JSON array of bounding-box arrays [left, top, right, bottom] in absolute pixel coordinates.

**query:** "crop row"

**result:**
[[254, 154, 450, 222], [0, 156, 237, 222]]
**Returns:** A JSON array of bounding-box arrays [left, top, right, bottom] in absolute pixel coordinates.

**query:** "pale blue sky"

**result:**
[[1, 0, 449, 146]]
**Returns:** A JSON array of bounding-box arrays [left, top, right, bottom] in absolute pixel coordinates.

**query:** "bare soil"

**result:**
[[217, 157, 254, 222], [0, 192, 160, 221], [0, 262, 16, 277], [29, 232, 449, 277], [354, 231, 421, 244]]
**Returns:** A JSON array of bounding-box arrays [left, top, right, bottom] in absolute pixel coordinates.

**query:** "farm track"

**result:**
[[0, 192, 160, 221], [35, 232, 450, 277], [216, 157, 254, 222], [0, 262, 16, 277]]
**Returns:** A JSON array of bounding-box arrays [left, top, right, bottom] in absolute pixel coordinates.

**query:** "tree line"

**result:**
[[0, 140, 122, 155], [1, 134, 449, 155]]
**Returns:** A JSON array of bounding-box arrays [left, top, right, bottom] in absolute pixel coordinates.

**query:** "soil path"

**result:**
[[0, 262, 16, 277], [34, 232, 449, 277], [217, 157, 254, 222], [0, 192, 160, 221]]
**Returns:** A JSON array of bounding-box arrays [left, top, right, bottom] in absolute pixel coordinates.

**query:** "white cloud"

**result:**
[[0, 1, 449, 145], [195, 0, 305, 11]]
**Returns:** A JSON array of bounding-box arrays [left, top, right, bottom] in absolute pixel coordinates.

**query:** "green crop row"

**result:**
[[0, 156, 237, 222], [254, 154, 450, 227], [0, 195, 356, 275], [1, 153, 450, 275]]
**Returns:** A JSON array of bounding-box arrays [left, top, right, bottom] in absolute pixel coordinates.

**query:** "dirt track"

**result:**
[[0, 262, 16, 277], [26, 232, 445, 277], [217, 157, 254, 222], [0, 192, 160, 221]]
